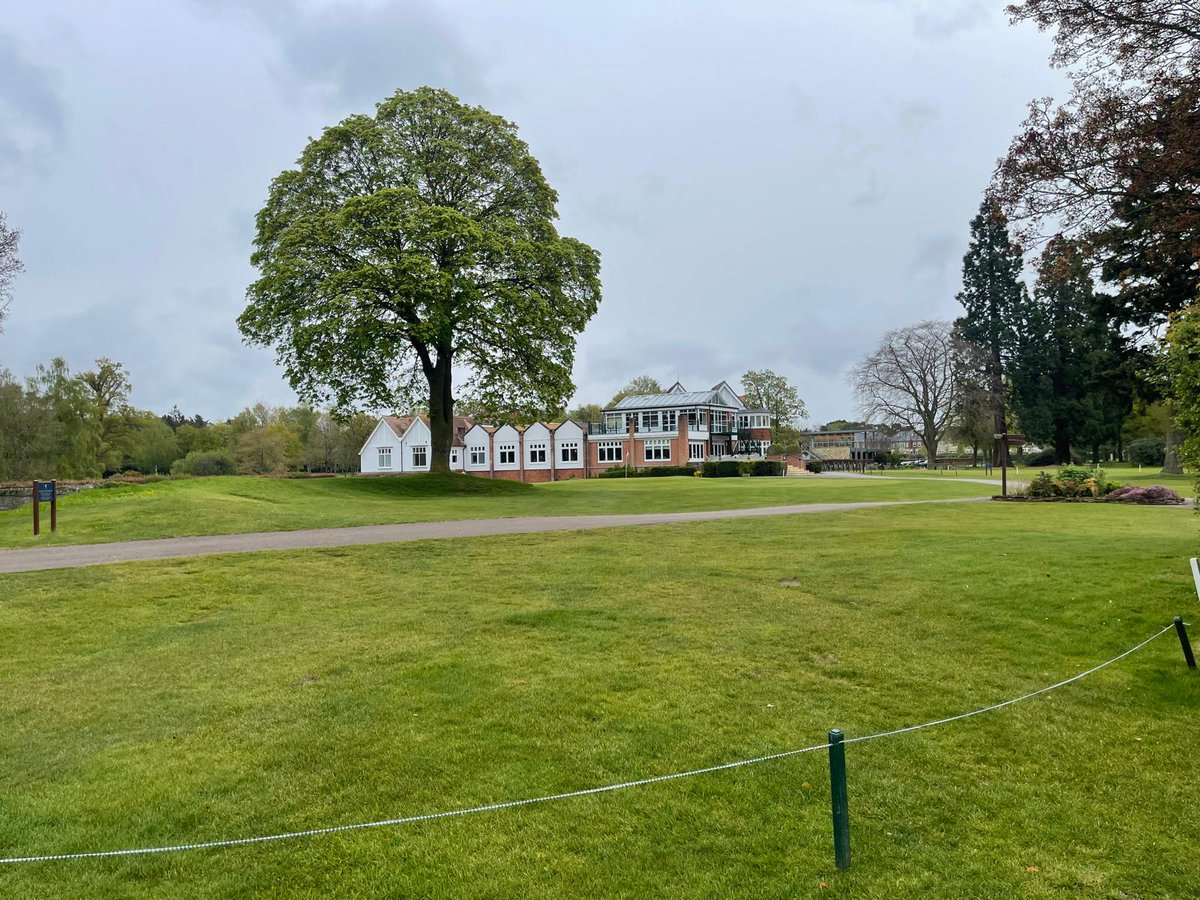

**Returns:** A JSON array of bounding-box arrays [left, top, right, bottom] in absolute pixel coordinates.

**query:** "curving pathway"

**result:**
[[0, 497, 989, 574]]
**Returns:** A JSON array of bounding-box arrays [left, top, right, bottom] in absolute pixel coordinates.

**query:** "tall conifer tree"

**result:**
[[955, 198, 1026, 464]]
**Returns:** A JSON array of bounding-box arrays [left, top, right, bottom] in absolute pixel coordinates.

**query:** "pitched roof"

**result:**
[[382, 414, 474, 447], [610, 390, 733, 410]]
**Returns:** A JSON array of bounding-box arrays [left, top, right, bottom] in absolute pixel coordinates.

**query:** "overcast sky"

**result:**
[[0, 0, 1064, 425]]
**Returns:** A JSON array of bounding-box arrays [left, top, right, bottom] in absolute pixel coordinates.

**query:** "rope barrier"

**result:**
[[0, 622, 1176, 865]]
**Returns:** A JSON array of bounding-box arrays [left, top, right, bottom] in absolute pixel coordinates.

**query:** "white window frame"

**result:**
[[377, 446, 392, 470], [689, 442, 705, 461], [412, 445, 428, 468], [663, 410, 677, 431], [598, 441, 623, 463], [644, 439, 671, 461], [560, 441, 579, 462], [528, 442, 547, 464], [499, 444, 516, 465], [469, 446, 487, 466]]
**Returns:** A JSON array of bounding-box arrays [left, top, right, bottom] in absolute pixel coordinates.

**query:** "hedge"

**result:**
[[596, 465, 696, 478]]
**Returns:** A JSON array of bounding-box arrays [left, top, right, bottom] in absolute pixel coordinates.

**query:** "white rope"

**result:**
[[0, 622, 1176, 865], [845, 622, 1175, 745]]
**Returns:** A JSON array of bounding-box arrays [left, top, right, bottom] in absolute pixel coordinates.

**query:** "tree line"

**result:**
[[851, 2, 1199, 471], [0, 357, 375, 482]]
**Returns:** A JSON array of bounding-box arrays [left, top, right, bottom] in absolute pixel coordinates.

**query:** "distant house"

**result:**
[[361, 415, 586, 482], [360, 378, 774, 479], [800, 427, 890, 462], [586, 381, 773, 473], [358, 415, 473, 474]]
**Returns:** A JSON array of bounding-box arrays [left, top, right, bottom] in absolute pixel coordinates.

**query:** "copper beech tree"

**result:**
[[995, 1, 1200, 331], [240, 88, 602, 473]]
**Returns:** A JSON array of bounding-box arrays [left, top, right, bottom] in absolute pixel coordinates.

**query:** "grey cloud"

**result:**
[[908, 233, 960, 281], [194, 0, 485, 107], [913, 1, 990, 40], [850, 172, 884, 208], [0, 34, 66, 176], [897, 101, 940, 133]]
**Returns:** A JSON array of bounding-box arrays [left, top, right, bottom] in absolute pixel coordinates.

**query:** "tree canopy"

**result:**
[[606, 375, 663, 408], [0, 211, 22, 334], [849, 320, 961, 464], [739, 369, 807, 427], [239, 87, 602, 472]]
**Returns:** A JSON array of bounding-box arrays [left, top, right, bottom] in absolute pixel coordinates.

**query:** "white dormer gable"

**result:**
[[666, 381, 687, 394], [711, 381, 743, 409]]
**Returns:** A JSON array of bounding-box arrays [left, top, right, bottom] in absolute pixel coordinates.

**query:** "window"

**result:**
[[377, 447, 392, 469], [644, 439, 670, 461], [412, 445, 428, 467], [689, 442, 705, 461], [640, 410, 659, 432], [560, 441, 579, 462], [499, 444, 516, 465], [451, 449, 460, 465], [469, 446, 487, 466], [662, 410, 677, 431], [598, 441, 623, 463], [528, 442, 547, 464]]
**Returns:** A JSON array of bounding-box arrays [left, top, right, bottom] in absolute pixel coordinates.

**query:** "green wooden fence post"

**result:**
[[828, 728, 851, 870]]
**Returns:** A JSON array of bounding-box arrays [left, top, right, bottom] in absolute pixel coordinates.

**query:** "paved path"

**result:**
[[0, 497, 988, 574]]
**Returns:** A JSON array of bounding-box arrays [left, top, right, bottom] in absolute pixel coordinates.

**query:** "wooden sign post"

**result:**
[[32, 480, 56, 536]]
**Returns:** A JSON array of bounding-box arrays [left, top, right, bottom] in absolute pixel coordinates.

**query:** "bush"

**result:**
[[596, 465, 695, 479], [1126, 437, 1166, 467], [1025, 448, 1056, 466], [701, 460, 743, 478], [751, 460, 784, 476], [738, 460, 756, 476], [172, 450, 236, 476], [1107, 484, 1183, 503], [807, 460, 824, 474]]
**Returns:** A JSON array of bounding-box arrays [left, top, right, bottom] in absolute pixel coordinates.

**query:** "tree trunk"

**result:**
[[426, 347, 454, 474], [1163, 427, 1184, 475], [1054, 421, 1071, 465]]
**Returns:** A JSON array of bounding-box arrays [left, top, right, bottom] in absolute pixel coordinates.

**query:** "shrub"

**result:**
[[738, 460, 756, 476], [1027, 472, 1058, 497], [702, 461, 719, 478], [807, 460, 824, 474], [1126, 437, 1166, 467], [751, 460, 784, 476], [596, 465, 695, 479], [172, 450, 236, 476], [717, 460, 741, 478], [1026, 448, 1056, 466], [1107, 484, 1183, 503]]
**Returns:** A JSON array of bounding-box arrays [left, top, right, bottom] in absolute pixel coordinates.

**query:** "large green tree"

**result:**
[[1166, 305, 1200, 473], [606, 375, 663, 408], [955, 198, 1027, 464], [240, 87, 601, 473], [739, 369, 807, 428], [1008, 238, 1133, 463]]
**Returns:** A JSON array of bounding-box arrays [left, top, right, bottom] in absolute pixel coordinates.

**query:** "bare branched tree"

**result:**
[[0, 212, 23, 333], [849, 320, 960, 463]]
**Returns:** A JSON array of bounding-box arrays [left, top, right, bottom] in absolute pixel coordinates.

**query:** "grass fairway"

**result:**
[[884, 464, 1196, 495], [2, 502, 1198, 897], [0, 473, 993, 549]]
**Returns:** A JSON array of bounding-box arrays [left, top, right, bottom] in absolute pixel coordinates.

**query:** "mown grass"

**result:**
[[885, 464, 1195, 495], [0, 473, 993, 548], [1, 502, 1198, 897]]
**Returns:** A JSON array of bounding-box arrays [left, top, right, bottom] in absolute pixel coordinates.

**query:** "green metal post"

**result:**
[[828, 728, 851, 870], [1175, 616, 1196, 669]]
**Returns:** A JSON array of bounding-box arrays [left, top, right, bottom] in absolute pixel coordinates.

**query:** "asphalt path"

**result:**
[[0, 497, 988, 574]]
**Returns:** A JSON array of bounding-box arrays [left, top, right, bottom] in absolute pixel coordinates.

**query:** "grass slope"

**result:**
[[0, 473, 992, 549], [1, 502, 1198, 897]]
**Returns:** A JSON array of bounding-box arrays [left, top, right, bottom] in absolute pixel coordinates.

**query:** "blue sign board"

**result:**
[[36, 481, 54, 503]]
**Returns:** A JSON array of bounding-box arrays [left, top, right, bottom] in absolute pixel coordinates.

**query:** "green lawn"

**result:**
[[0, 473, 994, 549], [2, 502, 1198, 897], [880, 464, 1196, 493]]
